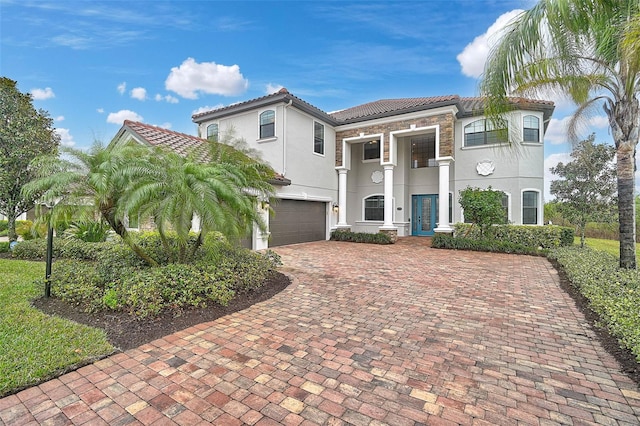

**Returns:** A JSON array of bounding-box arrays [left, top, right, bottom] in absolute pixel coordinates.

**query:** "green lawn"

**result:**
[[576, 236, 640, 258], [0, 259, 114, 397]]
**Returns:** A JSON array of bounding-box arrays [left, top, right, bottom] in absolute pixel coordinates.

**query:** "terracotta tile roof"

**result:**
[[123, 120, 206, 157], [459, 96, 555, 114], [329, 95, 461, 123]]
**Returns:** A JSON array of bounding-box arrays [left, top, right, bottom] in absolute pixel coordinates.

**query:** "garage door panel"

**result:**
[[270, 200, 326, 247]]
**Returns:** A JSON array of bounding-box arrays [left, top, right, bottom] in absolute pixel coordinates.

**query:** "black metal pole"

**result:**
[[45, 223, 53, 298]]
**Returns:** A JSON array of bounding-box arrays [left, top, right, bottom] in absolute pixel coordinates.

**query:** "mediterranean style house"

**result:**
[[112, 89, 554, 249]]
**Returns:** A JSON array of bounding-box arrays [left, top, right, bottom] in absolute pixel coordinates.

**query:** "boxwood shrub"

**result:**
[[330, 230, 393, 244], [432, 233, 543, 255], [454, 223, 574, 248], [548, 247, 640, 361]]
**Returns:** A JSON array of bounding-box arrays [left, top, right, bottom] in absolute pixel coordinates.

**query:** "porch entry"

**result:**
[[411, 194, 438, 236]]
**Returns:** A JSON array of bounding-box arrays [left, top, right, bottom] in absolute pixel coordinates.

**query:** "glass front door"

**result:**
[[411, 194, 438, 236]]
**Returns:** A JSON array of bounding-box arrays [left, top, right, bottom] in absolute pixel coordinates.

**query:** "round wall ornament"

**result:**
[[371, 170, 384, 184], [476, 160, 495, 176]]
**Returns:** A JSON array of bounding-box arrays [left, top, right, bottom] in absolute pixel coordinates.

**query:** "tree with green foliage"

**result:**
[[480, 0, 640, 269], [550, 135, 617, 248], [459, 186, 506, 237], [0, 77, 60, 242]]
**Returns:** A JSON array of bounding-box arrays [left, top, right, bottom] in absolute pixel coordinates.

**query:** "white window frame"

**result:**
[[362, 194, 385, 221], [259, 110, 276, 140], [362, 139, 381, 162], [521, 189, 541, 225], [463, 118, 508, 147], [313, 121, 325, 156], [206, 123, 219, 142], [523, 115, 541, 143]]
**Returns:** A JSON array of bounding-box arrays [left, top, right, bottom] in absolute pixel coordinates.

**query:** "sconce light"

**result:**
[[261, 200, 270, 210], [332, 202, 339, 212]]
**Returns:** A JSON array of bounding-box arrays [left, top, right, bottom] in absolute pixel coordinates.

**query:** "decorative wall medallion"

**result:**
[[476, 160, 495, 176], [371, 170, 384, 184]]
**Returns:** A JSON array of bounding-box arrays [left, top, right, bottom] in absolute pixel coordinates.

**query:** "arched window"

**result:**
[[364, 195, 384, 221], [523, 115, 540, 142], [206, 123, 218, 142], [464, 119, 507, 147], [522, 190, 539, 224], [260, 110, 275, 139]]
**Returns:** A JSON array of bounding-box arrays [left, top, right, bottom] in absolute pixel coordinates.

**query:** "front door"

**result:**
[[412, 194, 438, 236]]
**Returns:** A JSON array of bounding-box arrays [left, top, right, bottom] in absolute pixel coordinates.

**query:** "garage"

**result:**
[[269, 199, 327, 247]]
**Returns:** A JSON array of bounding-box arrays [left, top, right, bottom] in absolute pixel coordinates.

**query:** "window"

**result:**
[[501, 192, 509, 223], [464, 119, 507, 147], [126, 214, 139, 229], [363, 140, 380, 160], [522, 191, 539, 224], [449, 193, 453, 224], [523, 115, 540, 142], [410, 134, 436, 168], [364, 195, 384, 221], [260, 110, 275, 139], [206, 124, 218, 142], [314, 121, 324, 155]]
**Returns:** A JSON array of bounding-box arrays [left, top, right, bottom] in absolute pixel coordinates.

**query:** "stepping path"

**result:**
[[1, 239, 639, 425]]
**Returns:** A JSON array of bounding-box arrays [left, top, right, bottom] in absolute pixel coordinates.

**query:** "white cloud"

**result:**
[[154, 122, 172, 129], [130, 87, 147, 101], [589, 115, 609, 128], [55, 128, 75, 147], [31, 87, 55, 100], [117, 82, 126, 95], [154, 93, 179, 103], [544, 152, 571, 201], [106, 109, 143, 125], [192, 104, 225, 115], [457, 9, 524, 78], [97, 108, 104, 113], [545, 116, 571, 145], [165, 57, 249, 99], [266, 83, 284, 94], [55, 115, 65, 122]]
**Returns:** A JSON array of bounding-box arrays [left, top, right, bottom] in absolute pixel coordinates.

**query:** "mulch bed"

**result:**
[[32, 272, 291, 351]]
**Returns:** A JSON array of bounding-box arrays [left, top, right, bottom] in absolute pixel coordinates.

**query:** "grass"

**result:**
[[0, 259, 114, 397], [575, 236, 640, 258]]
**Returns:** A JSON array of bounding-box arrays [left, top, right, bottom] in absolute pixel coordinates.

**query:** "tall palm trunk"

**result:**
[[606, 98, 640, 269]]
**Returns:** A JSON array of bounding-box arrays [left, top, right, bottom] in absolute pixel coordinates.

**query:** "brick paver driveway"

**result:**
[[2, 239, 639, 425]]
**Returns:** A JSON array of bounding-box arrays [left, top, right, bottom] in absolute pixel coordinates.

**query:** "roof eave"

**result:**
[[334, 99, 461, 125]]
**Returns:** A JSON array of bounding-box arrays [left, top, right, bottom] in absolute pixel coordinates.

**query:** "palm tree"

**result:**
[[23, 142, 159, 266], [480, 0, 640, 268]]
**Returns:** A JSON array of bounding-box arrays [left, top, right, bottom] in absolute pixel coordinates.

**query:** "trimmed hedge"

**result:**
[[454, 223, 574, 248], [330, 230, 393, 244], [432, 233, 543, 255], [548, 247, 640, 362], [24, 232, 282, 319]]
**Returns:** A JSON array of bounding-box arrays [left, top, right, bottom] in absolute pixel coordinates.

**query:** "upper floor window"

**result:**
[[464, 119, 507, 147], [206, 124, 218, 142], [314, 121, 324, 155], [523, 115, 540, 142], [363, 140, 380, 160], [501, 192, 509, 223], [410, 134, 436, 168], [522, 190, 539, 225], [364, 195, 384, 221], [260, 110, 275, 139]]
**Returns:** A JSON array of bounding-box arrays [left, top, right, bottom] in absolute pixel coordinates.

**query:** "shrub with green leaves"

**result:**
[[458, 186, 506, 236], [454, 223, 574, 248], [548, 247, 640, 361], [64, 220, 111, 242], [0, 242, 9, 253], [432, 233, 543, 255], [0, 220, 7, 233], [330, 230, 393, 244]]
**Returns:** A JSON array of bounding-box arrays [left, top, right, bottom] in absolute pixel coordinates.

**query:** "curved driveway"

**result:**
[[1, 239, 639, 425]]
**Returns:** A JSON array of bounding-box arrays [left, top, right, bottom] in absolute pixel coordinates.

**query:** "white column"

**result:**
[[381, 164, 396, 229], [337, 168, 349, 228], [434, 158, 453, 233], [254, 201, 270, 250]]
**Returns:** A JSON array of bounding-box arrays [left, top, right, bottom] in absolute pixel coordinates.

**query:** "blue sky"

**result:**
[[1, 0, 613, 199]]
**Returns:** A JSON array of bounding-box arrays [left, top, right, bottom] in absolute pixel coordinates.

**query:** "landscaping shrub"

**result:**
[[432, 233, 543, 255], [0, 220, 7, 233], [454, 223, 574, 248], [36, 231, 283, 319], [0, 242, 9, 253], [548, 247, 640, 361], [330, 230, 393, 244], [64, 220, 111, 242]]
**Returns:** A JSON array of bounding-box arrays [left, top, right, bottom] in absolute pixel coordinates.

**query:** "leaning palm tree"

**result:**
[[23, 142, 159, 266], [481, 0, 640, 268]]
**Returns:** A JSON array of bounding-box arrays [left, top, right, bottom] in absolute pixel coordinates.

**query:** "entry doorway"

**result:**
[[411, 194, 438, 236]]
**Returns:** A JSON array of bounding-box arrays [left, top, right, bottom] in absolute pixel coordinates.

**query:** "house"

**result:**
[[190, 89, 554, 248]]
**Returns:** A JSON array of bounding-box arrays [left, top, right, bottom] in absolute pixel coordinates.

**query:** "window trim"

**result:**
[[521, 189, 540, 225], [313, 121, 325, 156], [259, 110, 276, 140], [500, 191, 511, 223], [410, 133, 437, 168], [523, 115, 540, 143], [363, 194, 385, 222], [463, 118, 508, 147]]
